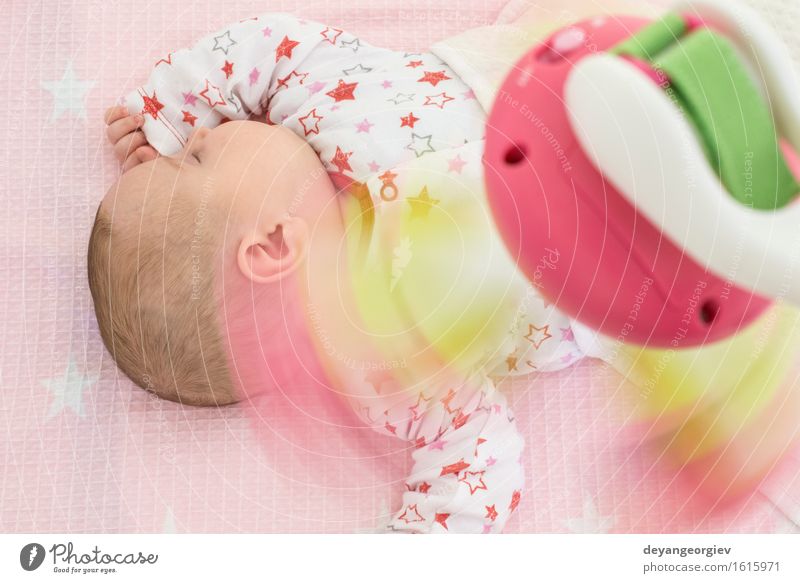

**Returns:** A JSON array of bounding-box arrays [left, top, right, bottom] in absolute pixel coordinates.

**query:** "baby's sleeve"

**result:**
[[124, 14, 331, 155], [387, 381, 525, 534]]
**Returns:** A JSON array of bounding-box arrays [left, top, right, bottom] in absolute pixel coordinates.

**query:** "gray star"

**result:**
[[340, 38, 362, 52], [212, 30, 237, 55], [41, 62, 95, 121], [387, 92, 415, 105], [227, 93, 241, 113], [406, 133, 435, 158], [343, 63, 372, 76]]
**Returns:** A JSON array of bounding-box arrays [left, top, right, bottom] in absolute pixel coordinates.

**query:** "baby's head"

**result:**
[[88, 120, 332, 406]]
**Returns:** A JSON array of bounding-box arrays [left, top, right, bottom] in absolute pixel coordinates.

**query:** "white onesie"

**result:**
[[125, 13, 596, 533]]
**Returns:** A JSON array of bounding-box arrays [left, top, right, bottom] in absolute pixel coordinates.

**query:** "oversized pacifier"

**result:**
[[483, 0, 800, 501], [483, 0, 800, 348]]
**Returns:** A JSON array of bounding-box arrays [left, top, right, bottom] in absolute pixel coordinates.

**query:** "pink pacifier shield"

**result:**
[[483, 16, 770, 348]]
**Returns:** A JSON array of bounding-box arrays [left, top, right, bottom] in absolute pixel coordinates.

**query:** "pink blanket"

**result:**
[[2, 0, 799, 533]]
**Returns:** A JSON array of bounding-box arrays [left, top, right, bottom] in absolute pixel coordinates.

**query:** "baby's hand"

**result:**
[[104, 105, 159, 172]]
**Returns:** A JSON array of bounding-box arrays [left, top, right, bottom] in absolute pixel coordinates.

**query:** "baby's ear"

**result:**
[[237, 217, 309, 283]]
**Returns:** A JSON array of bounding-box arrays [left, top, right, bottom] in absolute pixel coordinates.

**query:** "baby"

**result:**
[[90, 12, 601, 533]]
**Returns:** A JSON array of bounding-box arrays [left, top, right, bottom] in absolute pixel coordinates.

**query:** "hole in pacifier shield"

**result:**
[[504, 144, 527, 165]]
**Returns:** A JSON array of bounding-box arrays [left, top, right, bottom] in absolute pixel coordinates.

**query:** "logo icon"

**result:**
[[20, 543, 46, 571]]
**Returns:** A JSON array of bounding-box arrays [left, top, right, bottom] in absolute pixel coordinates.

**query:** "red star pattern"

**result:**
[[330, 146, 353, 173], [298, 108, 323, 136], [400, 112, 420, 128], [475, 437, 487, 456], [398, 504, 425, 524], [325, 79, 358, 102], [406, 60, 423, 68], [509, 490, 521, 512], [434, 513, 450, 530], [408, 392, 431, 422], [423, 92, 455, 109], [275, 36, 300, 61], [181, 110, 197, 126], [384, 421, 397, 435], [221, 60, 234, 79], [440, 388, 457, 414], [417, 70, 451, 86], [523, 323, 553, 349], [155, 53, 172, 67], [415, 436, 426, 449], [440, 458, 470, 477], [452, 411, 469, 430], [277, 70, 308, 89], [141, 92, 164, 119], [485, 505, 498, 521], [320, 26, 343, 45], [199, 79, 226, 107], [459, 470, 488, 495], [418, 482, 431, 494]]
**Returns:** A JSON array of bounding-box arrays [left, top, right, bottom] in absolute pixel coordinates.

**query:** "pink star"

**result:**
[[368, 160, 380, 172], [560, 352, 575, 364], [182, 92, 198, 107], [486, 456, 497, 466], [561, 327, 575, 342], [448, 154, 466, 173], [249, 67, 260, 86], [428, 439, 447, 451], [262, 26, 272, 37], [307, 80, 326, 94], [382, 80, 393, 89], [355, 118, 374, 133], [482, 524, 493, 534], [463, 89, 476, 100]]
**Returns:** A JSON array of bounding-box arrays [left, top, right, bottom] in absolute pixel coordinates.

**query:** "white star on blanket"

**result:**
[[41, 355, 97, 418], [41, 62, 95, 121]]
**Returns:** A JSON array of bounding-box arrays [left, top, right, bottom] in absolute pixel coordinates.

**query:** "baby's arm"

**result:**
[[123, 14, 333, 155], [388, 381, 525, 534]]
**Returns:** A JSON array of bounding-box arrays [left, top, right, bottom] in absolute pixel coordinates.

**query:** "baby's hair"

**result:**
[[87, 184, 237, 406]]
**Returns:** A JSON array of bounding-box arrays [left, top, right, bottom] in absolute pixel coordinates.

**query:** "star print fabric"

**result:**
[[125, 13, 485, 179], [125, 13, 593, 533], [388, 378, 524, 534]]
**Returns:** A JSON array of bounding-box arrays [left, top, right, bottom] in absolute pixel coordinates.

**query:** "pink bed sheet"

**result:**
[[1, 0, 799, 533]]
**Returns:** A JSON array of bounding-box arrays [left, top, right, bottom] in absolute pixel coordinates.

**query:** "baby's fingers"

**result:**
[[107, 114, 144, 144], [121, 145, 158, 173], [104, 105, 130, 125], [113, 130, 148, 162], [135, 145, 158, 163]]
